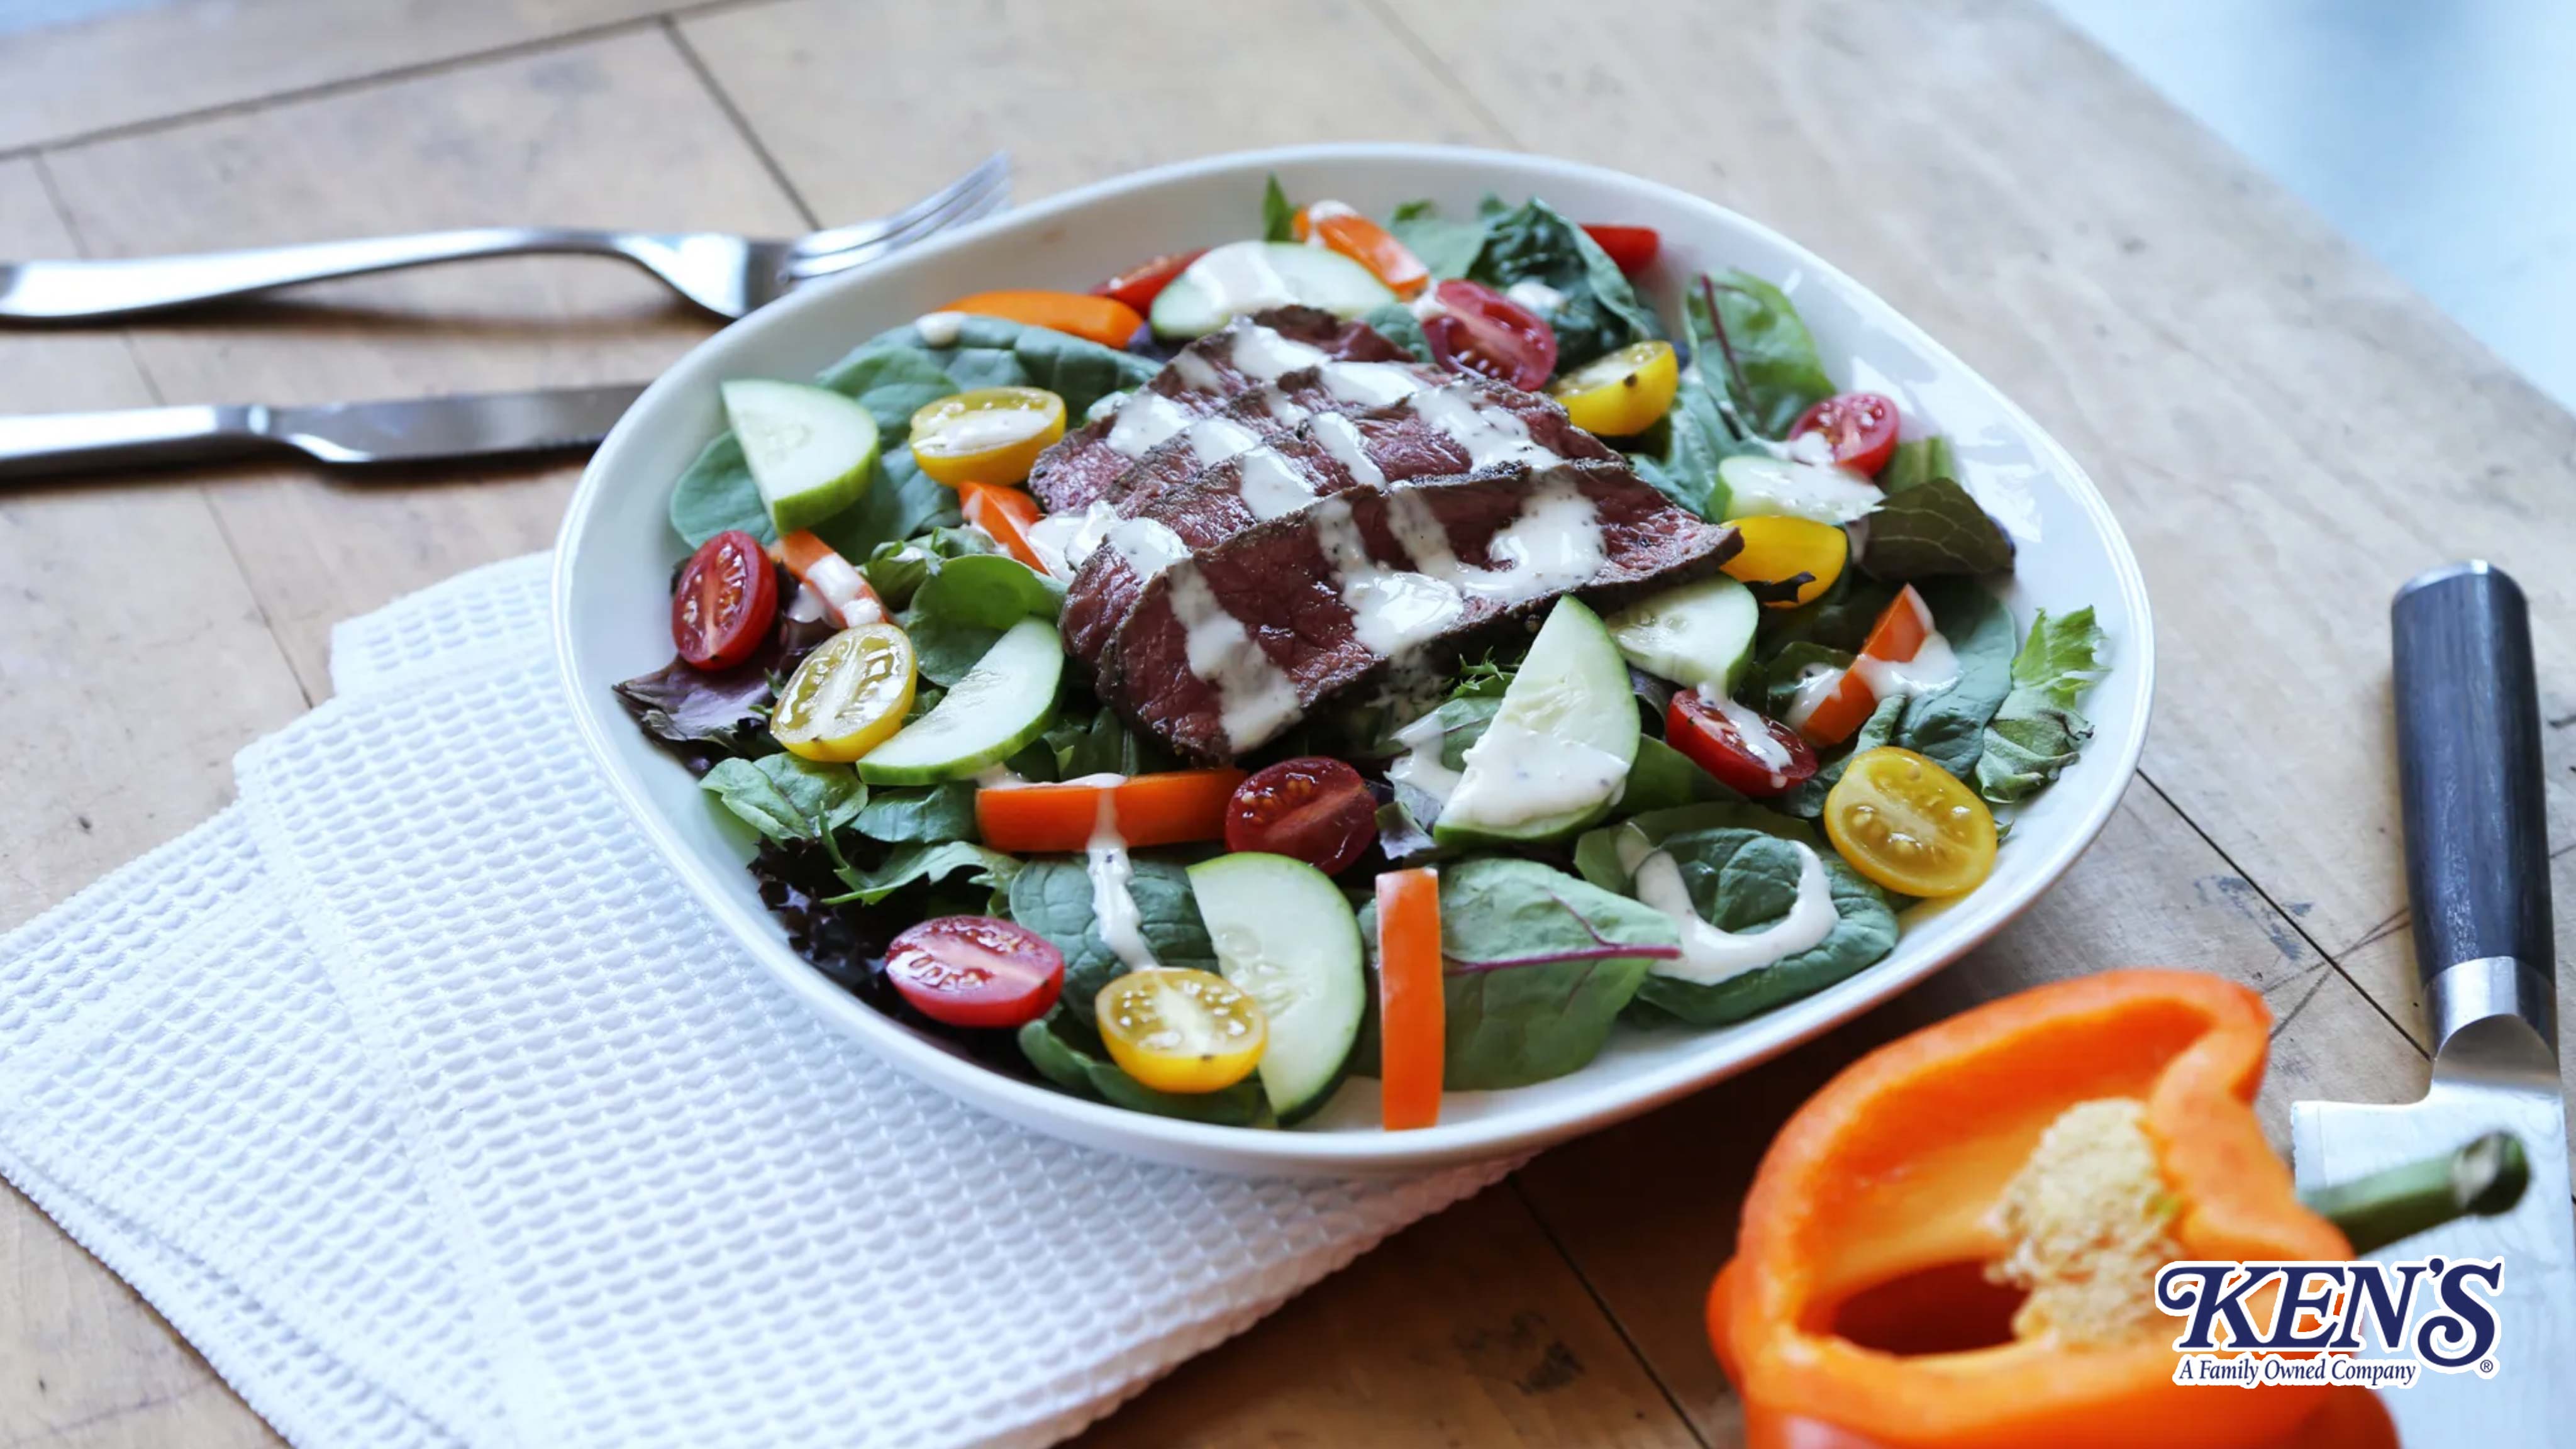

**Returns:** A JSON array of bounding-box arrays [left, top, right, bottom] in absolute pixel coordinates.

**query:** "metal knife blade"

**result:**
[[2292, 561, 2576, 1441], [0, 381, 645, 480]]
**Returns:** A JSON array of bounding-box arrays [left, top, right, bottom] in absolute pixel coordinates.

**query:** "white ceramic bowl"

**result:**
[[553, 144, 2153, 1178]]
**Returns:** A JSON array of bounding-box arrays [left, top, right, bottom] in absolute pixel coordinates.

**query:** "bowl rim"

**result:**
[[552, 141, 2156, 1175]]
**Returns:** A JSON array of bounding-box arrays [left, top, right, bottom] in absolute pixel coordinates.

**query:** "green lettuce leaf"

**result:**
[[1385, 198, 1488, 280], [858, 525, 997, 608], [900, 552, 1065, 687], [1975, 606, 2112, 804], [828, 840, 1019, 904], [1018, 1007, 1264, 1124], [852, 780, 979, 844], [1875, 435, 1958, 494], [700, 754, 866, 843], [1859, 477, 2015, 580], [1468, 198, 1662, 370], [1262, 173, 1296, 243], [1005, 855, 1218, 1026], [1695, 270, 1836, 441]]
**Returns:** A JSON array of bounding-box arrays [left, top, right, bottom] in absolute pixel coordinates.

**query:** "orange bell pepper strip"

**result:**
[[1708, 970, 2395, 1449], [957, 482, 1046, 573], [974, 769, 1245, 854], [1374, 868, 1444, 1130], [940, 289, 1143, 349], [1796, 583, 1933, 746], [1292, 204, 1430, 299], [769, 530, 885, 627]]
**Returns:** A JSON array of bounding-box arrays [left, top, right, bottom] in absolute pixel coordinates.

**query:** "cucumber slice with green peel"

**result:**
[[856, 617, 1061, 784], [1188, 852, 1367, 1126], [723, 378, 881, 538], [1605, 575, 1760, 695], [1434, 597, 1640, 847], [1149, 241, 1398, 340], [1717, 454, 1881, 525]]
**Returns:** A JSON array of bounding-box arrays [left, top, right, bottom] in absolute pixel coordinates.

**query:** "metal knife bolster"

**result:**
[[2392, 561, 2558, 1062]]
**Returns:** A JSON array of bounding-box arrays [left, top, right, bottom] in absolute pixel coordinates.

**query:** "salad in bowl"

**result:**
[[609, 172, 2114, 1136]]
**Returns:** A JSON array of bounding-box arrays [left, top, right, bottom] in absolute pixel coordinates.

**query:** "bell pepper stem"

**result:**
[[2299, 1131, 2530, 1257]]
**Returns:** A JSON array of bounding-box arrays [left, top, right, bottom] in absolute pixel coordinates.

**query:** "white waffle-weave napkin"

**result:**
[[0, 554, 1507, 1449]]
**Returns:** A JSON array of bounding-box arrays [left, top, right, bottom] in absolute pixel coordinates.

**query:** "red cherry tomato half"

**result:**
[[1665, 692, 1819, 798], [883, 916, 1065, 1029], [1789, 392, 1902, 477], [671, 529, 779, 670], [1581, 224, 1660, 276], [1090, 248, 1207, 313], [1224, 756, 1379, 875], [1421, 279, 1558, 391]]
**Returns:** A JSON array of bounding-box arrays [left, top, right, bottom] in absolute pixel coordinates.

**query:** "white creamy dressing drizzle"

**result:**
[[1410, 384, 1561, 469], [1084, 789, 1160, 973], [1105, 516, 1191, 578], [1301, 199, 1360, 243], [1262, 391, 1313, 426], [1229, 325, 1328, 380], [1317, 361, 1428, 408], [1696, 684, 1794, 790], [1782, 429, 1838, 467], [1105, 389, 1194, 457], [1722, 456, 1882, 525], [1235, 445, 1318, 519], [1308, 497, 1466, 655], [1504, 279, 1567, 314], [1441, 719, 1631, 830], [1385, 709, 1463, 807], [1167, 565, 1303, 750], [1408, 289, 1450, 321], [1083, 389, 1131, 425], [1184, 416, 1260, 466], [1170, 347, 1226, 392], [1781, 662, 1845, 733], [1850, 589, 1960, 701], [1309, 411, 1385, 488], [1184, 245, 1303, 317], [913, 310, 965, 347], [974, 763, 1024, 789], [1614, 826, 1840, 985], [1386, 470, 1605, 606], [1024, 499, 1120, 579]]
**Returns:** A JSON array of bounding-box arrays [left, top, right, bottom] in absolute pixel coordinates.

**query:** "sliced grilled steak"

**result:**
[[1028, 306, 1408, 513], [1059, 379, 1623, 667], [1087, 359, 1444, 520], [1101, 461, 1741, 762]]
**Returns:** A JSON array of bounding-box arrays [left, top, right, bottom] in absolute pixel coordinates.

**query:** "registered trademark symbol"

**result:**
[[2480, 1358, 2496, 1375]]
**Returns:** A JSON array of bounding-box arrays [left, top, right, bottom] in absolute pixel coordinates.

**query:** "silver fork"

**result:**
[[0, 153, 1009, 322]]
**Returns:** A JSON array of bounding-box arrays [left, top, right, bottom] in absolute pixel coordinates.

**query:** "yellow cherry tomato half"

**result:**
[[908, 387, 1067, 487], [1721, 514, 1847, 608], [1548, 340, 1680, 438], [1095, 968, 1269, 1094], [769, 621, 917, 762], [1823, 746, 1998, 897]]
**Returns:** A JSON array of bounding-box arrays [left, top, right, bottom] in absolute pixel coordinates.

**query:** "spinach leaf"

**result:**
[[1694, 271, 1836, 441], [1976, 606, 2111, 804], [859, 525, 997, 608], [1573, 802, 1898, 1026], [1018, 1008, 1264, 1124], [1385, 198, 1489, 280], [701, 754, 867, 843], [857, 314, 1158, 419], [1006, 855, 1218, 1025], [1469, 199, 1662, 370], [813, 343, 958, 440], [1420, 858, 1679, 1089], [1262, 174, 1296, 243], [829, 840, 1020, 904], [1780, 694, 1903, 818], [1859, 477, 2015, 580], [901, 552, 1065, 687], [1044, 706, 1182, 779], [1360, 301, 1428, 362], [668, 432, 770, 546], [813, 447, 963, 562], [1628, 284, 1753, 518], [1619, 735, 1737, 815], [1380, 695, 1497, 834], [1759, 643, 1855, 724], [1757, 569, 1899, 660], [853, 781, 980, 843], [1876, 435, 1957, 494], [1879, 580, 2017, 778]]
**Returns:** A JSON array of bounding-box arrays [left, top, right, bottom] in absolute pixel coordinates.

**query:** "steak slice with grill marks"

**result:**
[[1084, 358, 1444, 521], [1099, 460, 1742, 762], [1027, 306, 1408, 513], [1059, 379, 1623, 667]]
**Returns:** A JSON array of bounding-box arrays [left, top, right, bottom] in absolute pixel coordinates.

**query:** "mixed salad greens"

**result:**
[[618, 176, 2112, 1131]]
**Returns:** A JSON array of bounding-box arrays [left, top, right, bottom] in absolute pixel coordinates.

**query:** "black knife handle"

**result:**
[[2391, 561, 2557, 1057]]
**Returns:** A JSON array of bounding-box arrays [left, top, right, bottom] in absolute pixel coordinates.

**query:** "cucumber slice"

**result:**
[[857, 617, 1061, 784], [723, 378, 881, 537], [1150, 241, 1398, 340], [1717, 454, 1881, 525], [1188, 852, 1366, 1125], [1435, 597, 1640, 847], [1604, 575, 1759, 694]]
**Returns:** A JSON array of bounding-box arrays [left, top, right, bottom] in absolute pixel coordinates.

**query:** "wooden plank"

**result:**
[[674, 0, 1499, 216], [36, 26, 807, 696], [1373, 0, 2576, 975], [0, 0, 696, 152], [1513, 779, 2424, 1445], [0, 155, 292, 1449], [1072, 1187, 1699, 1449]]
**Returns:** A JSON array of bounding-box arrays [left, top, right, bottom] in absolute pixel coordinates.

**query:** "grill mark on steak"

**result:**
[[1058, 379, 1624, 668], [1099, 461, 1742, 762], [1027, 307, 1407, 513]]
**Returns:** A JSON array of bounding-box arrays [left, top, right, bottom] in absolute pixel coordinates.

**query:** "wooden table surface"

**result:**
[[2, 0, 2569, 1444]]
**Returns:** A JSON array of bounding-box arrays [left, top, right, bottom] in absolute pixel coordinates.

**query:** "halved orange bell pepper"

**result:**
[[975, 769, 1245, 854], [1709, 970, 2396, 1449], [940, 289, 1143, 349]]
